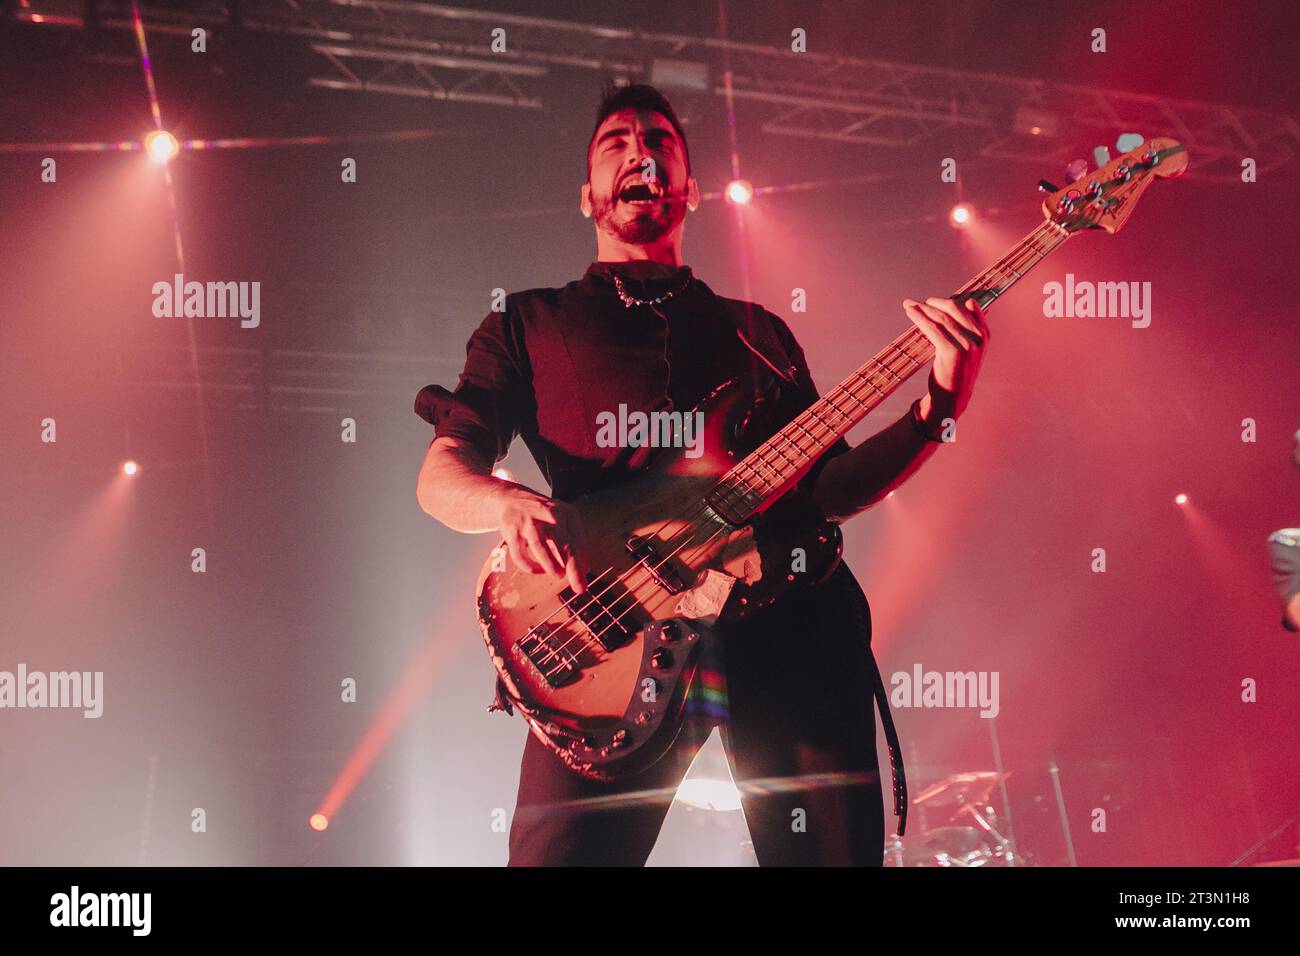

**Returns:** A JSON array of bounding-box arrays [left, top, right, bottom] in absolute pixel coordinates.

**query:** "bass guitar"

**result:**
[[477, 137, 1187, 780]]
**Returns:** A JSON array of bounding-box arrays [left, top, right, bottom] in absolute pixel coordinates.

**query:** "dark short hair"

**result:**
[[586, 80, 691, 177]]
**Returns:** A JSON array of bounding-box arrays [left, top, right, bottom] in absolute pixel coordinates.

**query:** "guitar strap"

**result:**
[[712, 293, 910, 838], [711, 296, 801, 387]]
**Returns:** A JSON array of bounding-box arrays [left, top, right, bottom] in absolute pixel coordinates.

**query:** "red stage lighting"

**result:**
[[309, 813, 329, 832], [949, 203, 973, 226], [144, 130, 179, 165], [1175, 493, 1188, 506], [122, 460, 139, 477], [725, 179, 754, 205]]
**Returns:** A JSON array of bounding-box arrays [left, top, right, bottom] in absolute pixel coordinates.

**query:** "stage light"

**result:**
[[144, 130, 179, 165], [1175, 493, 1188, 506], [122, 460, 139, 477], [725, 179, 754, 205], [1013, 106, 1058, 138], [950, 203, 974, 226], [309, 813, 329, 831]]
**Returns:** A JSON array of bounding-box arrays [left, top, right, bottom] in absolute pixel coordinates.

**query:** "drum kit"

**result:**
[[888, 769, 1300, 868], [884, 771, 1026, 867]]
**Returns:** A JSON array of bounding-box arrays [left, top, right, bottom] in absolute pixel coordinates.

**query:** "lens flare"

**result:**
[[675, 778, 743, 812], [725, 179, 754, 205], [144, 130, 179, 164]]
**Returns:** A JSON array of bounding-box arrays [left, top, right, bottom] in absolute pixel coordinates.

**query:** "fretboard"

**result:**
[[704, 219, 1070, 524]]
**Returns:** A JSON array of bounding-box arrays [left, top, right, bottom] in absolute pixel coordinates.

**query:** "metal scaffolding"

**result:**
[[9, 0, 1292, 417], [16, 0, 1298, 182]]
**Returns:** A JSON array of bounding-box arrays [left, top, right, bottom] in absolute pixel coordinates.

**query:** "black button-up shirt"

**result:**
[[416, 260, 845, 501]]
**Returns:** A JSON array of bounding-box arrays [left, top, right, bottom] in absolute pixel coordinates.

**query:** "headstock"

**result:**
[[1041, 137, 1188, 235]]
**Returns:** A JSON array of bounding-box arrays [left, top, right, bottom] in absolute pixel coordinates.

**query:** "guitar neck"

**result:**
[[705, 219, 1071, 524]]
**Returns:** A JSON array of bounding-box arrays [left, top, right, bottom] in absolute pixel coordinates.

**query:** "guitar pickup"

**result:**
[[514, 625, 580, 689], [625, 535, 689, 595], [558, 586, 632, 651]]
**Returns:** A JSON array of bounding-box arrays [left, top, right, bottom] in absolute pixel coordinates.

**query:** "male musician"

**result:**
[[415, 82, 990, 866]]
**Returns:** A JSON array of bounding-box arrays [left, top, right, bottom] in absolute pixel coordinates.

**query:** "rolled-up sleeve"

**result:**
[[414, 302, 529, 465]]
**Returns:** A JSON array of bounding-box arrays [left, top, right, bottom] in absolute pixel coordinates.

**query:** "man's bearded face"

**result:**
[[587, 108, 690, 245]]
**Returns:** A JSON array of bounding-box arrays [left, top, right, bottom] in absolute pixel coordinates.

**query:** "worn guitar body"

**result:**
[[475, 376, 843, 780]]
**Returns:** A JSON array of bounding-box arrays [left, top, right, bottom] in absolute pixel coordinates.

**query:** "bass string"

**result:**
[[718, 220, 1064, 505]]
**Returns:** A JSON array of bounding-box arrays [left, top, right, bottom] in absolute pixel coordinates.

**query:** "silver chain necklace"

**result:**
[[612, 271, 693, 309]]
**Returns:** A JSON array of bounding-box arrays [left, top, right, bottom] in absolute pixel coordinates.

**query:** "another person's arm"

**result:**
[[1269, 530, 1300, 632], [1286, 592, 1300, 631]]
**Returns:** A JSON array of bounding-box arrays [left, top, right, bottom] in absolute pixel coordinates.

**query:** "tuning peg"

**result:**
[[1037, 179, 1060, 194], [1065, 158, 1088, 183], [1057, 188, 1083, 213], [1093, 146, 1111, 168], [1115, 133, 1144, 153]]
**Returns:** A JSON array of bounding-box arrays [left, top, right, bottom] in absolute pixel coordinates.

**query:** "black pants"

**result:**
[[507, 584, 887, 866]]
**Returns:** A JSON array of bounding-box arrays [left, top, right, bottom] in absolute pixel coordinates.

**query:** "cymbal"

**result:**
[[913, 771, 1010, 807]]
